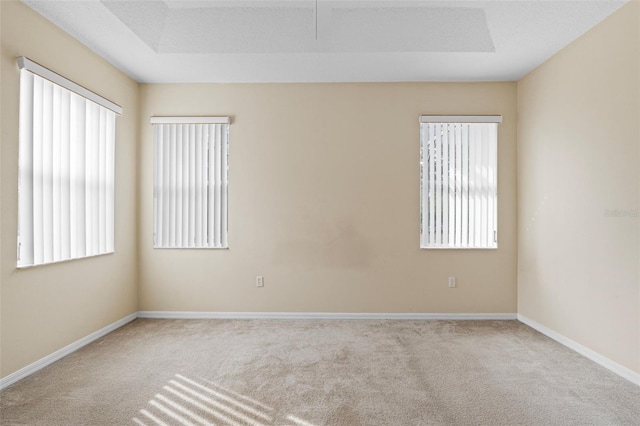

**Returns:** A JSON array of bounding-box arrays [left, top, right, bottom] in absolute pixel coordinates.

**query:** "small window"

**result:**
[[420, 116, 500, 249], [17, 57, 121, 267], [152, 117, 229, 249]]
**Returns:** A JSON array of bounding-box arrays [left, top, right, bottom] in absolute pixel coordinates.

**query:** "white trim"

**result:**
[[150, 116, 230, 125], [518, 314, 640, 386], [17, 56, 122, 115], [0, 313, 137, 391], [16, 251, 114, 269], [419, 115, 502, 123], [137, 311, 517, 320]]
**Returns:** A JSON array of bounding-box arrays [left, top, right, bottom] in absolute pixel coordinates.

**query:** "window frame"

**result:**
[[17, 57, 121, 268], [151, 116, 230, 249], [419, 115, 501, 250]]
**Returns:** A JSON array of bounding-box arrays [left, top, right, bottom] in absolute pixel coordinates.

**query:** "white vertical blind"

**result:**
[[153, 119, 229, 249], [18, 69, 117, 267], [420, 119, 499, 249]]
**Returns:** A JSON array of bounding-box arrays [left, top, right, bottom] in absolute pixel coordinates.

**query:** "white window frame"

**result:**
[[151, 117, 230, 249], [17, 57, 121, 268], [419, 115, 501, 249]]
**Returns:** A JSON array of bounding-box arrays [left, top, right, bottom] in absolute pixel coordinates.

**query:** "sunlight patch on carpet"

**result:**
[[287, 414, 317, 426], [133, 373, 314, 425]]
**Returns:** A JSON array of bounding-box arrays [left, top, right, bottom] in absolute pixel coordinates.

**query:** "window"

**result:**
[[419, 115, 501, 249], [17, 57, 122, 267], [152, 117, 229, 249]]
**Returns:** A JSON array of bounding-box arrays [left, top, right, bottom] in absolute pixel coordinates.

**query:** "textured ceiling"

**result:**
[[21, 0, 627, 83]]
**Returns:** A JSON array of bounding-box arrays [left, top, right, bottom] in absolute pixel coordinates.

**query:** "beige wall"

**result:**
[[517, 1, 640, 374], [138, 83, 517, 313], [0, 1, 139, 377]]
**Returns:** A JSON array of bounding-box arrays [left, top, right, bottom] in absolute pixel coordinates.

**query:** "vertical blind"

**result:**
[[18, 66, 119, 267], [152, 118, 229, 249], [420, 118, 499, 249]]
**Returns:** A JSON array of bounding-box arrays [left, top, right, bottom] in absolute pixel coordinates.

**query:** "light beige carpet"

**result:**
[[0, 319, 638, 425]]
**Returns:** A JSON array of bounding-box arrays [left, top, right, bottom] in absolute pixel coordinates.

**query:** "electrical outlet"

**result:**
[[448, 276, 456, 288], [256, 276, 264, 287]]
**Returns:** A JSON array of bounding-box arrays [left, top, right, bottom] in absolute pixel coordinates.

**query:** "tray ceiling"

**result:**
[[22, 0, 627, 83]]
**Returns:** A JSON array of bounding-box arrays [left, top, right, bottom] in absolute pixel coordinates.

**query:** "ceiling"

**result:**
[[22, 0, 627, 83]]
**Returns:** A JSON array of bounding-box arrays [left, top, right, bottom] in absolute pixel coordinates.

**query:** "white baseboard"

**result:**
[[518, 314, 640, 386], [137, 311, 517, 320], [0, 313, 137, 391]]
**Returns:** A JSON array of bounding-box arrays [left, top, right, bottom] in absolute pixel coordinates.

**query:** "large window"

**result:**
[[17, 57, 121, 267], [152, 117, 229, 249], [420, 116, 501, 249]]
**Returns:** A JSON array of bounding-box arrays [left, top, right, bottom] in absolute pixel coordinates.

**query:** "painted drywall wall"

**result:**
[[517, 1, 640, 374], [138, 83, 517, 313], [0, 1, 139, 377]]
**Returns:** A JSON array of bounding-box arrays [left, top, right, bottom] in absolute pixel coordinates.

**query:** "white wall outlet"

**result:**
[[256, 276, 264, 287], [448, 276, 456, 288]]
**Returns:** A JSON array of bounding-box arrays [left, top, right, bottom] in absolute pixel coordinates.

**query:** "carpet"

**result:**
[[1, 319, 638, 425]]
